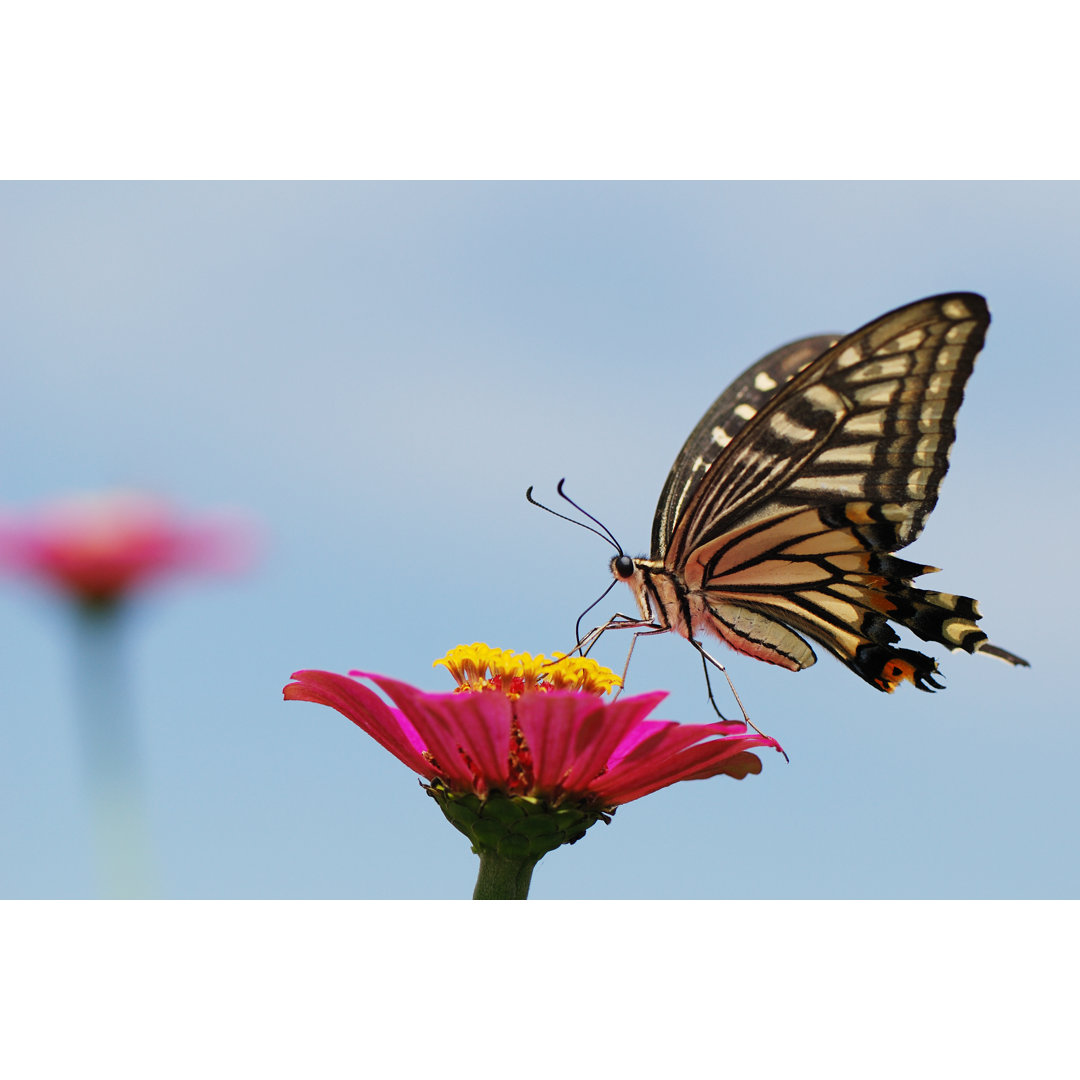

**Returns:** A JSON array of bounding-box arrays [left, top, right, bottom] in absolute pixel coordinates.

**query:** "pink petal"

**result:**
[[514, 693, 609, 791], [517, 691, 669, 794], [592, 732, 782, 804], [284, 670, 437, 780], [358, 673, 515, 791]]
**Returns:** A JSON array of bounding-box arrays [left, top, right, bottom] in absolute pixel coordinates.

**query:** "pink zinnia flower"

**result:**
[[284, 644, 784, 898], [0, 491, 254, 608]]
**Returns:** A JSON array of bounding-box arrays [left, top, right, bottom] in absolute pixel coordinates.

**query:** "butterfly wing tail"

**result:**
[[977, 641, 1030, 666], [849, 560, 1029, 691]]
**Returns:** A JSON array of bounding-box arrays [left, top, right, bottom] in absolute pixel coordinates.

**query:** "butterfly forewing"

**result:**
[[635, 292, 1028, 693], [665, 294, 989, 566], [651, 335, 839, 560]]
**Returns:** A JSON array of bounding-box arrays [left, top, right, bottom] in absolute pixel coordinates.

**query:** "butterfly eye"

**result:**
[[613, 555, 636, 579]]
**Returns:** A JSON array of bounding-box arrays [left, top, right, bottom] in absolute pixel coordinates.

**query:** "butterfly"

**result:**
[[539, 292, 1028, 697]]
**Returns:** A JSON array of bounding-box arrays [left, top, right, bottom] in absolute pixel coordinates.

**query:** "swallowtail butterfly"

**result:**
[[570, 293, 1029, 694]]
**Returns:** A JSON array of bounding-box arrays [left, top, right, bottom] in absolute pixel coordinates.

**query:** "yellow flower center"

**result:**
[[434, 643, 621, 698]]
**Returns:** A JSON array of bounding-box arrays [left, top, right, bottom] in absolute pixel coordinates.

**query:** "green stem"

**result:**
[[72, 600, 157, 899], [472, 849, 539, 900]]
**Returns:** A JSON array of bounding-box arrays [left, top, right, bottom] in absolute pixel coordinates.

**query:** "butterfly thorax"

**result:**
[[612, 555, 696, 638]]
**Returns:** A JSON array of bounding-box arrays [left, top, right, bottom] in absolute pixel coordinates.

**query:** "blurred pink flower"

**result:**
[[0, 491, 254, 607], [284, 646, 783, 809]]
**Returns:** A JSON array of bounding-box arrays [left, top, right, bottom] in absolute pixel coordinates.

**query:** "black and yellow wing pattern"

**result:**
[[620, 292, 1028, 692]]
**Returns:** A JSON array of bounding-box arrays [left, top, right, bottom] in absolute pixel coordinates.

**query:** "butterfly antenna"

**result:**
[[525, 481, 622, 553], [555, 479, 624, 551]]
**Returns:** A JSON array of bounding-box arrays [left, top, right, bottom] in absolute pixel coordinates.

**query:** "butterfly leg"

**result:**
[[689, 638, 782, 752], [563, 614, 665, 697], [574, 612, 650, 658], [610, 625, 670, 700], [695, 646, 734, 723], [545, 615, 655, 686], [689, 638, 750, 723]]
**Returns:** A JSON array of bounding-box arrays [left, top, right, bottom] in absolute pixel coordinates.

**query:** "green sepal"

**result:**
[[423, 778, 613, 862]]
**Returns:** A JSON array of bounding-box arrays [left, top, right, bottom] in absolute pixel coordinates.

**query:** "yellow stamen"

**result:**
[[434, 643, 621, 697], [544, 652, 623, 695]]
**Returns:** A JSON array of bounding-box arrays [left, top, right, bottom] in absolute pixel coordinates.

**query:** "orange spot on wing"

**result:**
[[876, 658, 918, 692]]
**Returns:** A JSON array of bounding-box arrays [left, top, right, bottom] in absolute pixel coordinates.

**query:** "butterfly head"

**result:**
[[609, 552, 655, 623]]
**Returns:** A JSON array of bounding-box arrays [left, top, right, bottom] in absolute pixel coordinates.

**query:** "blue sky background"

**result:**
[[1, 182, 1074, 899]]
